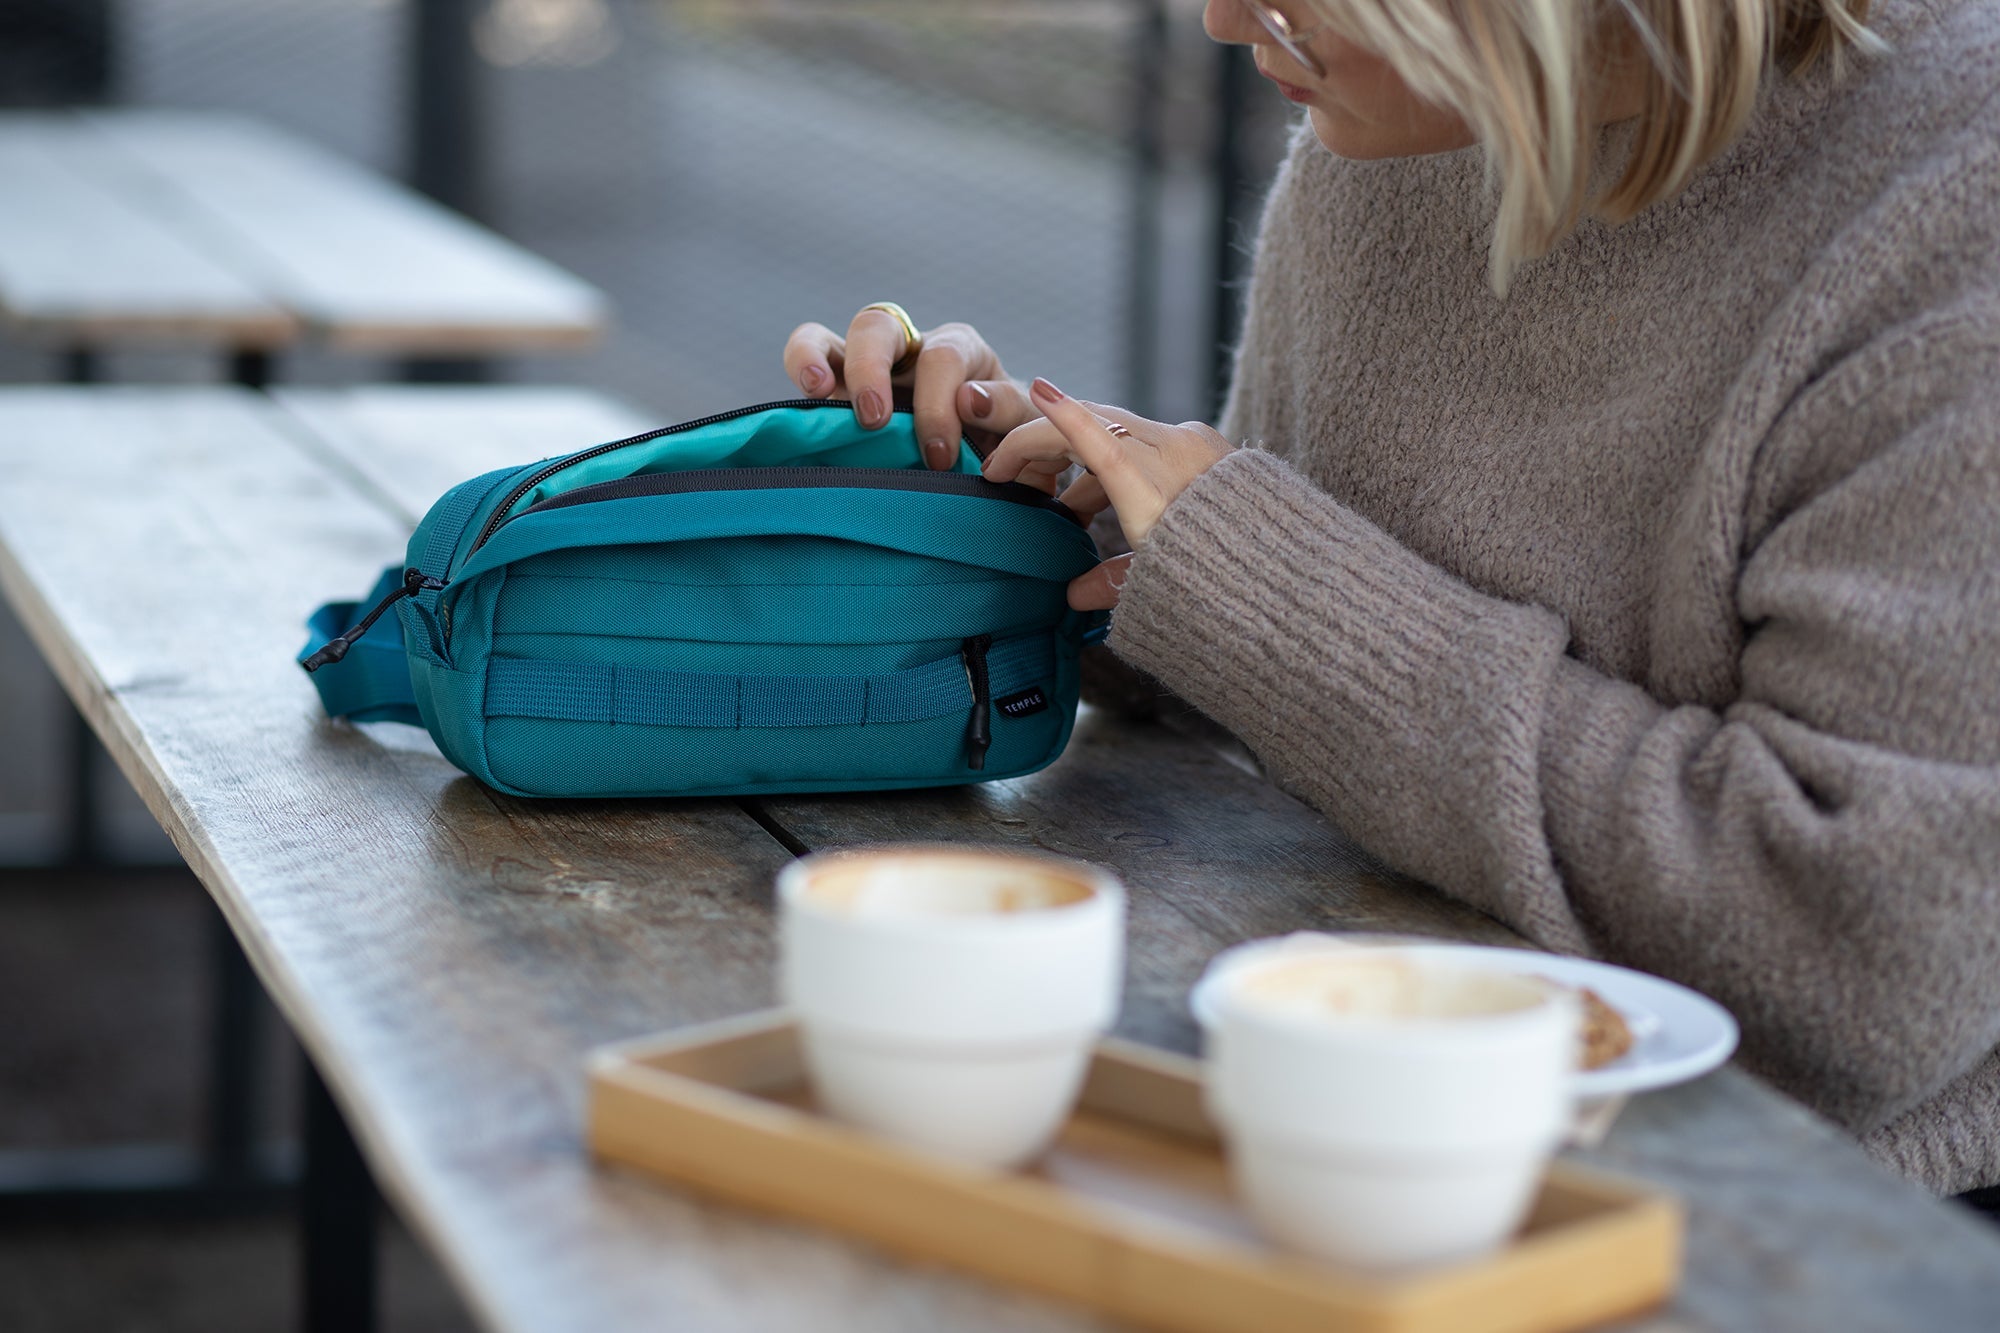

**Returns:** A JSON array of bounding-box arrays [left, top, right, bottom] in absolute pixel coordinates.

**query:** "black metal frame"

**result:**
[[303, 1058, 381, 1333]]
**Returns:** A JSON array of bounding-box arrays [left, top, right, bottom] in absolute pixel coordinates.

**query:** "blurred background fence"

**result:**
[[3, 0, 1295, 418]]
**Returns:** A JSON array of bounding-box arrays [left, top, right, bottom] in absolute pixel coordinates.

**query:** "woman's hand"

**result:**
[[982, 377, 1233, 608], [783, 309, 1039, 468]]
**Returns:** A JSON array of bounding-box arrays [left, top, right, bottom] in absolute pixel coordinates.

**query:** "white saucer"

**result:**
[[1188, 934, 1739, 1099]]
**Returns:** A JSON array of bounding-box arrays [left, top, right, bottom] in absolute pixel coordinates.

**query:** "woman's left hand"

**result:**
[[981, 376, 1233, 609]]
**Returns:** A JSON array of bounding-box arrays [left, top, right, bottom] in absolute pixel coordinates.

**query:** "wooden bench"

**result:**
[[0, 109, 607, 382], [3, 384, 1999, 1330]]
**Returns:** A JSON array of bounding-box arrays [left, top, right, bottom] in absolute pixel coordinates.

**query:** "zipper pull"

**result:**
[[960, 634, 993, 771], [301, 568, 444, 673]]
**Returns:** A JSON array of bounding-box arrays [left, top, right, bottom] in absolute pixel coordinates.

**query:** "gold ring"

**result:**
[[1105, 421, 1133, 438], [860, 302, 924, 375]]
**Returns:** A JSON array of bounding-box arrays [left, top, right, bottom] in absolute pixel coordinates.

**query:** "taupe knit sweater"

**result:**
[[1109, 0, 2000, 1193]]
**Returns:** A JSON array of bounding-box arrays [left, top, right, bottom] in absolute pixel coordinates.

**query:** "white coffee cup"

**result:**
[[1208, 948, 1577, 1269], [777, 845, 1124, 1168]]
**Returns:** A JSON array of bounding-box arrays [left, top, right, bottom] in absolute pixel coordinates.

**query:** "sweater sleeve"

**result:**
[[1107, 317, 2000, 1179]]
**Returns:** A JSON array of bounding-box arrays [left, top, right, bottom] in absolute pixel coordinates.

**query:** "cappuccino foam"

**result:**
[[1235, 953, 1551, 1023], [804, 853, 1095, 918]]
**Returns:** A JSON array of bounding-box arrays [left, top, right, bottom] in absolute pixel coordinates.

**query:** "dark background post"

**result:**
[[0, 0, 113, 107], [405, 0, 491, 383], [1122, 0, 1168, 419], [302, 1059, 380, 1333]]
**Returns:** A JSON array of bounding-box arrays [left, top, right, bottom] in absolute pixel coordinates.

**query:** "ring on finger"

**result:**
[[860, 301, 924, 375], [1104, 421, 1133, 439]]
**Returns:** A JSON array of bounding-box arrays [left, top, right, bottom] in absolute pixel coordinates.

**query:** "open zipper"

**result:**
[[517, 465, 1078, 523], [304, 399, 1072, 676], [461, 397, 992, 564]]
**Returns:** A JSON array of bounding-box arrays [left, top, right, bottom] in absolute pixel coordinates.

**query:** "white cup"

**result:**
[[777, 845, 1124, 1168], [1208, 948, 1577, 1270]]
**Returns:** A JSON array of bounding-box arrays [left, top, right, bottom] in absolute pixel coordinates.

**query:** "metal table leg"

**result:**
[[230, 348, 275, 390], [303, 1055, 379, 1333], [205, 907, 264, 1183]]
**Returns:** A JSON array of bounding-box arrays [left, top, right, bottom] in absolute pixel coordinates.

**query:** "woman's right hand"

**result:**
[[783, 310, 1040, 470]]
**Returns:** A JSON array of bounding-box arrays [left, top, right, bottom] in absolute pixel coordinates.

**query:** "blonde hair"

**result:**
[[1306, 1, 1881, 292]]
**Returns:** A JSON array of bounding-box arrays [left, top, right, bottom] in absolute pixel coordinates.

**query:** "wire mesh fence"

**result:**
[[3, 0, 1295, 419]]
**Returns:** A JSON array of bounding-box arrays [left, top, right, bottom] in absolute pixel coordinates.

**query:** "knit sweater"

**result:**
[[1108, 0, 2000, 1194]]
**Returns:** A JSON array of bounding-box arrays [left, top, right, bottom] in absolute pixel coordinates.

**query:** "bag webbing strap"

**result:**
[[298, 566, 423, 726], [485, 634, 1053, 730]]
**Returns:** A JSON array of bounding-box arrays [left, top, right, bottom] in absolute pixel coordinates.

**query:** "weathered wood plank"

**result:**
[[271, 386, 658, 527], [79, 111, 608, 354], [751, 719, 1523, 1053], [0, 114, 296, 347], [0, 387, 1090, 1333]]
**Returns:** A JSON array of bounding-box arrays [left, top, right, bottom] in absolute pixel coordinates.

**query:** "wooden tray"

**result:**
[[586, 1010, 1682, 1333]]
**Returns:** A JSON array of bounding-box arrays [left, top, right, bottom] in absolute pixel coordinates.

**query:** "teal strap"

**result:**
[[298, 566, 422, 726], [485, 634, 1053, 730]]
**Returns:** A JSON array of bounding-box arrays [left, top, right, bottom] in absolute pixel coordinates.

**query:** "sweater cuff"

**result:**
[[1107, 449, 1584, 948]]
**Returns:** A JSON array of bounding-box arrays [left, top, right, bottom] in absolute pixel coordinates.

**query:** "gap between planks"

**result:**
[[736, 800, 814, 860]]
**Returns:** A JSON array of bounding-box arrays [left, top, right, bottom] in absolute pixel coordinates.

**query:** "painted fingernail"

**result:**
[[858, 389, 885, 427], [922, 439, 953, 469], [965, 383, 993, 418], [1031, 377, 1064, 403], [799, 365, 826, 394]]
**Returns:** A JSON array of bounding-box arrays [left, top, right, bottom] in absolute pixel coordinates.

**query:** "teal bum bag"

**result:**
[[298, 400, 1108, 798]]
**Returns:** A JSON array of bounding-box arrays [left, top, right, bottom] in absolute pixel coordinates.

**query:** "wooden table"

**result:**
[[0, 109, 606, 379], [3, 384, 1998, 1331]]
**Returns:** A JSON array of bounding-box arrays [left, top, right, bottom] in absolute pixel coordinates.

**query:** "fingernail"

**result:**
[[966, 383, 993, 418], [799, 365, 825, 394], [1031, 377, 1064, 404], [923, 439, 953, 469], [857, 389, 884, 427]]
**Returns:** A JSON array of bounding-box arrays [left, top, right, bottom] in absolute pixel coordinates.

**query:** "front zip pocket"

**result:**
[[960, 634, 993, 770]]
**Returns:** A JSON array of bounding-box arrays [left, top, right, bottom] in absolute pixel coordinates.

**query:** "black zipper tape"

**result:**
[[466, 398, 999, 561], [518, 465, 1078, 523]]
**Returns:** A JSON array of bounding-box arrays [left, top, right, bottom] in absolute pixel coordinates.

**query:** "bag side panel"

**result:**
[[406, 566, 513, 791]]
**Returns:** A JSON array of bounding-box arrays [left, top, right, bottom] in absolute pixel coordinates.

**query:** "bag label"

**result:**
[[996, 687, 1050, 719]]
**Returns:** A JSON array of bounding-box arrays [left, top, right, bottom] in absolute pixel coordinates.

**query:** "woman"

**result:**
[[783, 0, 2000, 1195]]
